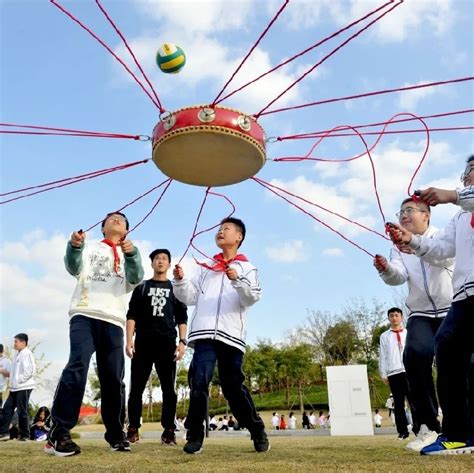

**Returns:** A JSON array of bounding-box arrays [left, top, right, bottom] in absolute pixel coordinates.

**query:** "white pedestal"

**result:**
[[326, 365, 374, 436]]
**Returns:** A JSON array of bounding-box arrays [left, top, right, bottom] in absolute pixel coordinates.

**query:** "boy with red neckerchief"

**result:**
[[173, 217, 269, 454], [46, 212, 144, 457], [379, 307, 412, 440]]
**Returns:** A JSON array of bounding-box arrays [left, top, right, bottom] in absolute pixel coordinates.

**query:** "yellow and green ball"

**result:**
[[156, 43, 186, 74]]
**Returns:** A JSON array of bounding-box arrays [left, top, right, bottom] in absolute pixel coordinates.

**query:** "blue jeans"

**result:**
[[435, 296, 474, 440], [185, 340, 265, 438]]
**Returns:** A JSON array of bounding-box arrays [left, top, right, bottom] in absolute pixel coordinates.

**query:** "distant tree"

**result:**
[[323, 320, 359, 365]]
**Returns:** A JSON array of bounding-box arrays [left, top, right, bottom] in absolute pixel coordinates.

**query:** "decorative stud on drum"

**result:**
[[152, 105, 266, 187]]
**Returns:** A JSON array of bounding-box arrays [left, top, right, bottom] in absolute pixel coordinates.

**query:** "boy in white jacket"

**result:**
[[374, 197, 454, 450], [390, 155, 474, 455], [379, 308, 411, 440], [173, 217, 269, 454], [0, 333, 36, 441]]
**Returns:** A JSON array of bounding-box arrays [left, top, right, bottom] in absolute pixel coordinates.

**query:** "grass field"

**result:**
[[1, 435, 473, 472]]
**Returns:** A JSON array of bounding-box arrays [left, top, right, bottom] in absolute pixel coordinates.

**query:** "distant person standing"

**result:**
[[288, 412, 297, 430], [0, 333, 36, 441], [302, 411, 310, 429], [272, 412, 280, 430], [0, 344, 12, 410], [385, 394, 394, 418], [379, 308, 411, 440]]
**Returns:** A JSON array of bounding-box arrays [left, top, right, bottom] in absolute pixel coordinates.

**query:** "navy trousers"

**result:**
[[185, 340, 265, 438], [49, 315, 126, 444]]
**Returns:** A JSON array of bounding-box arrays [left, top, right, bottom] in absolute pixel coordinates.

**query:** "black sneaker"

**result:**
[[161, 429, 177, 446], [127, 427, 140, 444], [17, 437, 28, 442], [252, 431, 270, 453], [46, 436, 81, 457], [183, 431, 203, 454], [110, 439, 131, 452], [397, 432, 410, 440]]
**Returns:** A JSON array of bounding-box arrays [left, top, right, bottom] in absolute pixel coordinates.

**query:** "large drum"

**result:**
[[152, 105, 266, 187]]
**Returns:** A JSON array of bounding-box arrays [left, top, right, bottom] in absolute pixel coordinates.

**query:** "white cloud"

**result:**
[[322, 247, 344, 257], [279, 0, 456, 43], [265, 239, 309, 262], [133, 0, 254, 35], [397, 81, 439, 110]]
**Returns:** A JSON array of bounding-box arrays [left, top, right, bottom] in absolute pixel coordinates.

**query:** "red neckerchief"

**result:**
[[102, 239, 121, 273], [195, 253, 249, 272], [391, 328, 404, 347], [471, 213, 474, 228]]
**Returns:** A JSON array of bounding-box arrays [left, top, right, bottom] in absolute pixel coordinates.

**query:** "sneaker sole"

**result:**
[[423, 446, 474, 455], [183, 447, 203, 454]]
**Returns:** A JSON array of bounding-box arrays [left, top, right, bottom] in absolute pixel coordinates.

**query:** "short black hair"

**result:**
[[101, 212, 130, 231], [220, 217, 246, 248], [467, 155, 474, 163], [0, 344, 3, 353], [387, 307, 403, 317], [401, 197, 430, 212], [14, 333, 28, 344], [149, 249, 171, 262]]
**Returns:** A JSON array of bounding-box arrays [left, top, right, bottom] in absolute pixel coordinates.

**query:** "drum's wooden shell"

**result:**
[[152, 105, 266, 187]]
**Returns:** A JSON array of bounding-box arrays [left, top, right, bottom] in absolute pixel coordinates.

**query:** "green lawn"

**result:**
[[1, 435, 472, 472]]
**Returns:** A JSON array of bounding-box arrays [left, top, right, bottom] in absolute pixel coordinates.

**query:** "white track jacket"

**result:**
[[379, 328, 407, 379], [173, 259, 262, 352], [409, 186, 474, 303], [10, 347, 36, 392], [379, 226, 454, 318]]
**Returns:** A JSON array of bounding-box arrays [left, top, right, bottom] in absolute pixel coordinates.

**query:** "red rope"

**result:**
[[277, 108, 474, 140], [1, 159, 150, 204], [84, 178, 172, 232], [211, 0, 290, 105], [253, 177, 389, 240], [0, 122, 144, 140], [272, 112, 431, 163], [50, 0, 163, 111], [252, 177, 375, 258], [275, 126, 472, 140], [129, 180, 173, 232], [255, 0, 403, 117], [260, 77, 474, 116], [178, 189, 236, 265], [215, 0, 394, 105], [94, 0, 163, 111]]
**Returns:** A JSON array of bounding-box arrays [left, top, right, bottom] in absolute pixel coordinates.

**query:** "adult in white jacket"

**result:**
[[379, 308, 410, 439], [391, 155, 474, 455], [374, 197, 454, 450], [0, 333, 36, 441], [173, 217, 269, 455]]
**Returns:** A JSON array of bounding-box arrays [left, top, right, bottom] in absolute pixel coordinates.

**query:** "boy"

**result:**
[[389, 155, 474, 455], [373, 197, 454, 450], [0, 333, 36, 441], [379, 308, 411, 440], [126, 248, 188, 446], [46, 212, 144, 456], [173, 217, 269, 454], [0, 344, 12, 410]]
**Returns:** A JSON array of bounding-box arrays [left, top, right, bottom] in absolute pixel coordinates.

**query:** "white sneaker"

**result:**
[[406, 424, 438, 452]]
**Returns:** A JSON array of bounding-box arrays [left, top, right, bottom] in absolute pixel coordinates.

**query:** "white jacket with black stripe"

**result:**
[[378, 226, 454, 318], [409, 186, 474, 303], [379, 328, 407, 379], [172, 260, 262, 352]]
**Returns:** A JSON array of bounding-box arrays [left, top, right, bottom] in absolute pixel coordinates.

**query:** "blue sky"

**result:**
[[1, 0, 473, 404]]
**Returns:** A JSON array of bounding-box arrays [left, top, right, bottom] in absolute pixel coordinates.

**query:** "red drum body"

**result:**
[[152, 105, 266, 187]]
